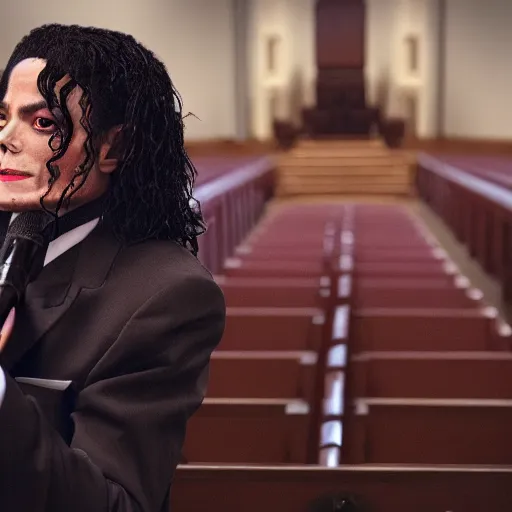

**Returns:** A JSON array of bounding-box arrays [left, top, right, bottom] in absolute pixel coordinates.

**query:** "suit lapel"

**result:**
[[1, 222, 122, 371]]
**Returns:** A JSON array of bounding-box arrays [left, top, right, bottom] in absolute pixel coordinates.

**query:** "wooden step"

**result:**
[[278, 171, 411, 180], [278, 185, 410, 194], [298, 139, 384, 148], [277, 185, 411, 195], [278, 167, 410, 177], [276, 186, 411, 197], [289, 149, 393, 158], [277, 139, 414, 196], [280, 157, 409, 167]]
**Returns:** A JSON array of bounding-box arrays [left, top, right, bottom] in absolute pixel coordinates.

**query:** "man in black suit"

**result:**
[[0, 24, 225, 511]]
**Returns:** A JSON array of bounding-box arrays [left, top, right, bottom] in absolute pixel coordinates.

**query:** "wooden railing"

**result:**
[[194, 156, 275, 273], [416, 153, 512, 303]]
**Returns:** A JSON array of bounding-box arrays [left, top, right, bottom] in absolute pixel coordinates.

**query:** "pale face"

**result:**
[[0, 58, 114, 213]]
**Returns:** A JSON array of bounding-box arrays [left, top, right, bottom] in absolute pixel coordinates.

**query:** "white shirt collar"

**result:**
[[7, 213, 100, 267], [44, 217, 100, 266]]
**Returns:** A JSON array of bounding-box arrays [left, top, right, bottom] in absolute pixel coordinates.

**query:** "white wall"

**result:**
[[368, 0, 512, 141], [7, 0, 510, 142], [384, 0, 442, 138], [247, 0, 443, 140], [247, 0, 316, 140], [421, 0, 441, 138], [0, 0, 237, 141], [366, 0, 442, 138], [233, 0, 250, 140], [443, 0, 512, 139], [365, 0, 395, 107], [289, 0, 317, 112]]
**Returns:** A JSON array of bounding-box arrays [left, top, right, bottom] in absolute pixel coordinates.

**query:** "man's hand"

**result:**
[[0, 308, 15, 351]]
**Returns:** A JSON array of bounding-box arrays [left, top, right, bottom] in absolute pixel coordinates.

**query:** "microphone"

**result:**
[[0, 211, 53, 327], [0, 196, 106, 332]]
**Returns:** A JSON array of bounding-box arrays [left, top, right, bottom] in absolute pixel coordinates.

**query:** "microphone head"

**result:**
[[6, 211, 55, 247]]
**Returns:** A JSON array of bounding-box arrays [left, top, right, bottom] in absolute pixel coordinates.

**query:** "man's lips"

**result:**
[[0, 169, 32, 182]]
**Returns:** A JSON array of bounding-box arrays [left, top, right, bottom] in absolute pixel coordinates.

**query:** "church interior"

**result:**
[[2, 0, 512, 510]]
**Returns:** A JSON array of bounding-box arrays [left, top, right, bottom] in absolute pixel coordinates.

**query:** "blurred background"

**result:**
[[2, 0, 510, 145], [2, 1, 512, 511]]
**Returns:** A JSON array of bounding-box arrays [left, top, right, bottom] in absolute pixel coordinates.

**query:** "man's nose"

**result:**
[[0, 122, 22, 154]]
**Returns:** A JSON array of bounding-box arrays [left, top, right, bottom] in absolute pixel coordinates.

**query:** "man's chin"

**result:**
[[0, 186, 99, 215], [0, 193, 48, 213]]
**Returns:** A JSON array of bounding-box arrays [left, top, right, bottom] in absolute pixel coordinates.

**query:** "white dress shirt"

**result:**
[[0, 217, 100, 406]]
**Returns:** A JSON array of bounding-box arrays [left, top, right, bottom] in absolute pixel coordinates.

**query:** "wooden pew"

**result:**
[[183, 398, 311, 464], [348, 351, 512, 399], [235, 219, 337, 255], [353, 237, 431, 248], [220, 307, 324, 351], [353, 246, 447, 263], [332, 253, 458, 281], [171, 464, 512, 512], [352, 278, 481, 309], [224, 258, 327, 278], [353, 261, 453, 278], [244, 225, 336, 243], [216, 276, 326, 308], [351, 308, 495, 351], [416, 153, 512, 300], [208, 351, 317, 401], [346, 397, 512, 465], [245, 236, 331, 248], [195, 156, 274, 273], [235, 246, 334, 261]]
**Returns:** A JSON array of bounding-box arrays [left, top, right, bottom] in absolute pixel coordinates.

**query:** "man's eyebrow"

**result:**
[[0, 100, 50, 115]]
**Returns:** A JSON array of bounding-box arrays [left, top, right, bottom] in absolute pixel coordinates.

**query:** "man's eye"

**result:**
[[0, 113, 6, 129], [34, 117, 56, 130]]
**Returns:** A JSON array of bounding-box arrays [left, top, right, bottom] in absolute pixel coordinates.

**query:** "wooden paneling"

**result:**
[[316, 0, 365, 69]]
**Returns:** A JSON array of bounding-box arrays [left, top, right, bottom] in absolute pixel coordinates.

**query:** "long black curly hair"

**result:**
[[0, 24, 205, 255]]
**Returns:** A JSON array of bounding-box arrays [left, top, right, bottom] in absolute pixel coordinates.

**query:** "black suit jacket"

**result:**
[[0, 222, 226, 511]]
